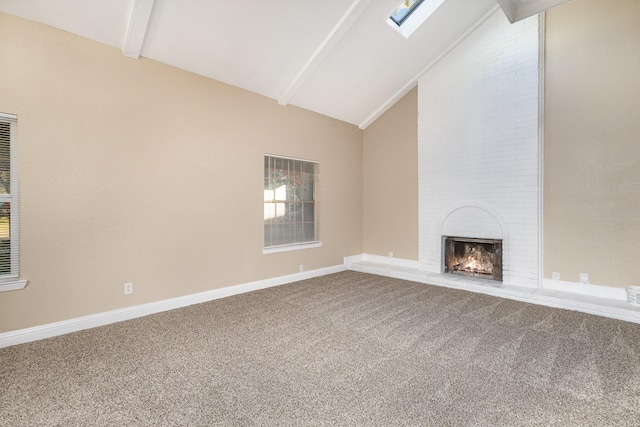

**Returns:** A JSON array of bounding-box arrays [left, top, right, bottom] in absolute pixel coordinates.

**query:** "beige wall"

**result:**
[[4, 0, 636, 334], [363, 88, 418, 260], [0, 13, 363, 332], [362, 0, 640, 287], [544, 0, 640, 287]]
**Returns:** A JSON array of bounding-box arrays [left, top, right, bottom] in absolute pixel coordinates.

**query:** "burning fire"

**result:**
[[453, 246, 494, 275]]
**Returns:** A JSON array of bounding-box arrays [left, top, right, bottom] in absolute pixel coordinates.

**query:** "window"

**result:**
[[387, 0, 446, 39], [0, 113, 26, 291], [389, 0, 425, 27], [263, 155, 319, 253]]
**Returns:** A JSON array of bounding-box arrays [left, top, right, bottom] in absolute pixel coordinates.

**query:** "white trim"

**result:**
[[0, 263, 347, 349], [541, 278, 627, 300], [8, 113, 20, 279], [263, 241, 322, 254], [343, 253, 365, 264], [358, 82, 416, 130], [358, 4, 500, 130], [386, 0, 446, 39], [278, 0, 372, 106], [346, 253, 420, 269], [349, 254, 640, 324], [122, 0, 155, 59], [4, 255, 639, 349], [0, 278, 27, 292], [264, 153, 319, 164], [0, 113, 24, 286], [537, 13, 545, 289]]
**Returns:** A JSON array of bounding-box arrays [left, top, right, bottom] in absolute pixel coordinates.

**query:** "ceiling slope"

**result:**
[[0, 0, 570, 128], [289, 0, 498, 127]]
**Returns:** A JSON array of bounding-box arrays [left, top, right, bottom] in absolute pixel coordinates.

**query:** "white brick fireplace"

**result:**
[[418, 9, 540, 288], [349, 8, 640, 324]]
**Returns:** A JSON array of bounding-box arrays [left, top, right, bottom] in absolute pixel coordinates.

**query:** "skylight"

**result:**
[[389, 0, 425, 27], [387, 0, 447, 39]]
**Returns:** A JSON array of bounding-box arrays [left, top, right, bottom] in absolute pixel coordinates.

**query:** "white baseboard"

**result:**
[[345, 253, 420, 269], [0, 264, 347, 349], [349, 254, 640, 324], [4, 254, 638, 348], [541, 278, 627, 300]]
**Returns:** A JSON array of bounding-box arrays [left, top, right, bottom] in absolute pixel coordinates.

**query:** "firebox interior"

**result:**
[[443, 236, 502, 281]]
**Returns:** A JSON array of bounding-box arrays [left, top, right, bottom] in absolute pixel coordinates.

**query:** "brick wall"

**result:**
[[418, 10, 540, 287]]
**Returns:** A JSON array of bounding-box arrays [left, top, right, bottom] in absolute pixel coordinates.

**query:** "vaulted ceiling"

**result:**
[[0, 0, 569, 129]]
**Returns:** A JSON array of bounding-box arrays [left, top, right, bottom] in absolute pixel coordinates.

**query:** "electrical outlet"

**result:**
[[389, 252, 394, 258], [552, 272, 560, 281], [299, 264, 304, 273], [124, 282, 133, 295], [579, 273, 589, 284]]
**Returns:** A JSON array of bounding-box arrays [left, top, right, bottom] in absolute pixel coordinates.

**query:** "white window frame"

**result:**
[[263, 154, 321, 254], [386, 0, 447, 39], [0, 113, 27, 291]]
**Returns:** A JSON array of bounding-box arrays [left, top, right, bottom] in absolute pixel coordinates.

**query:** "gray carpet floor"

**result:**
[[2, 271, 640, 426]]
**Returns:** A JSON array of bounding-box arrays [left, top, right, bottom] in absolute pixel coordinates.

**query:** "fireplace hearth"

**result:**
[[443, 236, 502, 281]]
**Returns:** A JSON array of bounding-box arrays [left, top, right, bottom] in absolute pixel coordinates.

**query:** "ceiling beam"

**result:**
[[278, 0, 372, 106], [359, 4, 500, 129], [122, 0, 155, 59]]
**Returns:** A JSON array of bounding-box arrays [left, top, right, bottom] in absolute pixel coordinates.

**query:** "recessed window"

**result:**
[[263, 155, 319, 253], [0, 113, 26, 291], [389, 0, 425, 27], [387, 0, 446, 39]]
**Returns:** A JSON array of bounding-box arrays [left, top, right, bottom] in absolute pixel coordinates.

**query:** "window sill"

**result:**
[[0, 279, 28, 292], [263, 241, 322, 254]]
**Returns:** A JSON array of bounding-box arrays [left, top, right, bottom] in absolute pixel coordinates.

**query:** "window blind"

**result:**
[[264, 155, 317, 248], [0, 113, 20, 282]]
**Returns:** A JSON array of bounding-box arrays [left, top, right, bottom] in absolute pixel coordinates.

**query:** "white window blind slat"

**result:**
[[264, 155, 317, 249], [0, 114, 21, 283]]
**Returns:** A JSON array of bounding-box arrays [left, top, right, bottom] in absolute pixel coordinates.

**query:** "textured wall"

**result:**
[[0, 13, 363, 332], [418, 10, 540, 287], [363, 88, 418, 261], [544, 0, 640, 287]]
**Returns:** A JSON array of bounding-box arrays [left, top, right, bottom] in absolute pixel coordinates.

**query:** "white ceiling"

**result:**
[[0, 0, 565, 129]]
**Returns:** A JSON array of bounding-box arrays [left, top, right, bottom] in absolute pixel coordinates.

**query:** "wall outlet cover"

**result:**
[[124, 282, 133, 295]]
